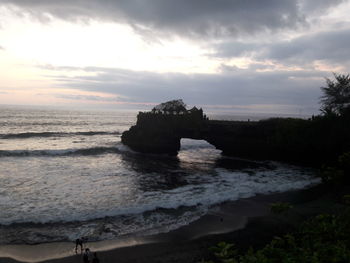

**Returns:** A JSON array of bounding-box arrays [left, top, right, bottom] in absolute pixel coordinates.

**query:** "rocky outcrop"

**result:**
[[121, 110, 206, 155], [122, 105, 350, 166], [121, 106, 276, 158]]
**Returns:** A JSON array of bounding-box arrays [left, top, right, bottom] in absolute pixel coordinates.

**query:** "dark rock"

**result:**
[[122, 104, 350, 167]]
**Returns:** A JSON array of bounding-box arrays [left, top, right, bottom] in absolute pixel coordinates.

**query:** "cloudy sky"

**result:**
[[0, 0, 350, 114]]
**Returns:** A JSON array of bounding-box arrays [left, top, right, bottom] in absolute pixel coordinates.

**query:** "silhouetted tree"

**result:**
[[153, 99, 187, 114], [320, 73, 350, 115]]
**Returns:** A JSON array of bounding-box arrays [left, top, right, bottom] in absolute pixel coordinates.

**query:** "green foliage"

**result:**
[[270, 202, 293, 214], [209, 242, 238, 263], [320, 73, 350, 116], [338, 152, 350, 172], [249, 115, 350, 166], [198, 259, 214, 263], [320, 166, 344, 184], [152, 99, 187, 113], [343, 195, 350, 205], [320, 151, 350, 184], [204, 211, 350, 263]]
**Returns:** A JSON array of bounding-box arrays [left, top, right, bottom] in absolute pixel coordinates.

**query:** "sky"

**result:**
[[0, 0, 350, 114]]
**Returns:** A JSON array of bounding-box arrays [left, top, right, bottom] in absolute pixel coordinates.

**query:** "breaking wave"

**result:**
[[0, 131, 120, 139], [0, 147, 121, 157]]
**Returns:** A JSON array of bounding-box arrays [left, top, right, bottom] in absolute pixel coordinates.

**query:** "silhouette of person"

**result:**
[[92, 252, 100, 263], [83, 248, 91, 263], [75, 238, 83, 253]]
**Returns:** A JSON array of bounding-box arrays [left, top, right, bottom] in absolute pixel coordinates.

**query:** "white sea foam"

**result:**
[[0, 154, 318, 226]]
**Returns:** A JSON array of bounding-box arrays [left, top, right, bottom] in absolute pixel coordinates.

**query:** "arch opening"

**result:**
[[178, 138, 222, 165]]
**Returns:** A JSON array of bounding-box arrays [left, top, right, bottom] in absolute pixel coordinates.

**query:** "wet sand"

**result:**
[[0, 184, 343, 263]]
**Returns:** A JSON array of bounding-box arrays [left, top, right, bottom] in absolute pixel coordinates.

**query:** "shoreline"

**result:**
[[0, 183, 338, 263]]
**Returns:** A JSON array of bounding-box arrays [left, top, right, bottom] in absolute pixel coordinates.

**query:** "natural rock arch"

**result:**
[[121, 100, 350, 166]]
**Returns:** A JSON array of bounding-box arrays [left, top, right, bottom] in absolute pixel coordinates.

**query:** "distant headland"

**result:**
[[122, 99, 350, 166]]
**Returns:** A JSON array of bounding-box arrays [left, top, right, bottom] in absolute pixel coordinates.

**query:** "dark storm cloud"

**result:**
[[263, 28, 350, 65], [0, 0, 316, 37], [209, 42, 259, 58], [41, 65, 324, 113], [211, 28, 350, 68]]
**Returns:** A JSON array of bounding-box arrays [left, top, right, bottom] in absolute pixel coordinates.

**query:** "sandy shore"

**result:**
[[0, 184, 344, 263]]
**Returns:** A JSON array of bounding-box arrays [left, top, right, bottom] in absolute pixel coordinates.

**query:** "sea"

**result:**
[[0, 106, 319, 245]]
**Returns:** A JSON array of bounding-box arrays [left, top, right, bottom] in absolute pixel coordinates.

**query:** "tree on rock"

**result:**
[[320, 73, 350, 116], [152, 99, 187, 114]]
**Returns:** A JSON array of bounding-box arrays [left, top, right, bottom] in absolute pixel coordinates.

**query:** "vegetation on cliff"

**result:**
[[320, 73, 350, 116], [121, 74, 350, 166], [152, 99, 187, 114]]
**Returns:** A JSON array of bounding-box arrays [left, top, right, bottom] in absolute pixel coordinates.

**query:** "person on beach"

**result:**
[[75, 238, 83, 253], [83, 248, 91, 263], [92, 252, 100, 263], [76, 237, 89, 253]]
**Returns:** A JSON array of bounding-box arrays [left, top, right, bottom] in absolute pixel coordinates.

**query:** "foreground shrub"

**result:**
[[320, 151, 350, 184], [202, 211, 350, 263], [270, 202, 293, 214]]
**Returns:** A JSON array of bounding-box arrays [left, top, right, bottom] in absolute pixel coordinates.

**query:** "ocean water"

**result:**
[[0, 106, 319, 244]]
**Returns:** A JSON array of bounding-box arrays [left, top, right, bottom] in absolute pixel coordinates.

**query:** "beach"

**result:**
[[1, 184, 343, 263]]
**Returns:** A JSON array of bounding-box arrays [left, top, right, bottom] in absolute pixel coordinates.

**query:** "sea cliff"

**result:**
[[122, 104, 350, 166]]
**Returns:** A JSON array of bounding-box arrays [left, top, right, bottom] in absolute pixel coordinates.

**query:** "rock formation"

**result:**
[[121, 100, 207, 155], [122, 100, 350, 166]]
